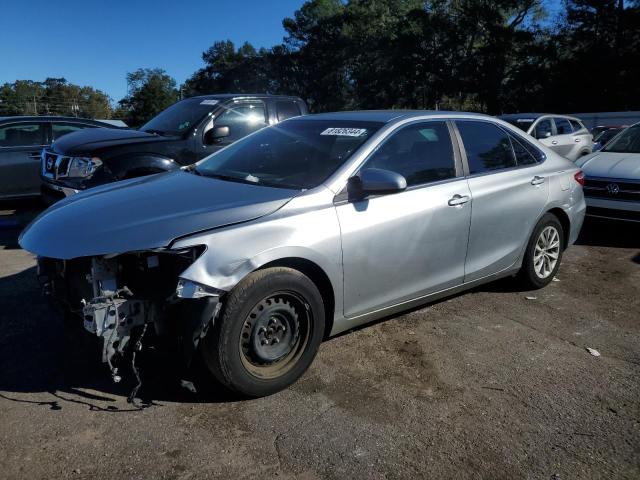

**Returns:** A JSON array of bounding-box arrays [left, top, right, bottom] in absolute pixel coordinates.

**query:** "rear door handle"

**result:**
[[551, 140, 558, 145], [448, 194, 470, 207], [531, 176, 546, 186], [574, 138, 581, 143], [28, 152, 41, 159]]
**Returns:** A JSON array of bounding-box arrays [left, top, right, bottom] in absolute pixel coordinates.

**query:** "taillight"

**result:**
[[574, 170, 585, 186]]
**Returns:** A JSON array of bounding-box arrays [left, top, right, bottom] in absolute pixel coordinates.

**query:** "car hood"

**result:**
[[19, 171, 297, 259], [51, 127, 175, 155], [576, 151, 640, 179]]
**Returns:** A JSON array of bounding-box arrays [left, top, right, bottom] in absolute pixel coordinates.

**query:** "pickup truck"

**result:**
[[41, 94, 308, 202]]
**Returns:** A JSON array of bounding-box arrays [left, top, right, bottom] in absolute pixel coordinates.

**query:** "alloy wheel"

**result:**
[[533, 226, 560, 279]]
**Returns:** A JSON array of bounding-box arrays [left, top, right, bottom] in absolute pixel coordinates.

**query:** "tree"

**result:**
[[183, 41, 272, 96], [0, 78, 112, 117], [118, 68, 179, 127]]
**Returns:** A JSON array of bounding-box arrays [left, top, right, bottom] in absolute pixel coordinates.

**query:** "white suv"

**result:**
[[500, 113, 592, 161]]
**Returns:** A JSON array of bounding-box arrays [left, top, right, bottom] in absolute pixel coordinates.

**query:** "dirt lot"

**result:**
[[0, 202, 638, 480]]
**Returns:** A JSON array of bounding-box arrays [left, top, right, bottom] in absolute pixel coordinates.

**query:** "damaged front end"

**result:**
[[38, 247, 223, 401]]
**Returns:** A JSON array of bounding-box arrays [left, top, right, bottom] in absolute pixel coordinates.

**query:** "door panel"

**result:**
[[543, 118, 575, 159], [0, 122, 46, 198], [464, 169, 549, 281], [336, 120, 470, 318], [455, 119, 550, 281], [337, 180, 472, 317]]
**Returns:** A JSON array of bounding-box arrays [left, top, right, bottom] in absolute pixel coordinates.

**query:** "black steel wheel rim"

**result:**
[[239, 291, 311, 379]]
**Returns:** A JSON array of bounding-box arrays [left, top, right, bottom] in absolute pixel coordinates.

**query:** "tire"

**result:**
[[201, 267, 325, 397], [518, 213, 565, 289]]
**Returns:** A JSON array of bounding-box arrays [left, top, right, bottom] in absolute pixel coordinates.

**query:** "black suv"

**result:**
[[0, 116, 120, 201], [41, 94, 308, 202]]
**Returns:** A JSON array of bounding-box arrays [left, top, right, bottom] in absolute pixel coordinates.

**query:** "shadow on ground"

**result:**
[[577, 217, 640, 249], [0, 266, 238, 412], [1, 209, 637, 411], [0, 199, 43, 249]]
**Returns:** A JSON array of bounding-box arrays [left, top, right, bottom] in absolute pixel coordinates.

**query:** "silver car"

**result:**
[[20, 111, 586, 398], [500, 113, 592, 161], [576, 122, 640, 222]]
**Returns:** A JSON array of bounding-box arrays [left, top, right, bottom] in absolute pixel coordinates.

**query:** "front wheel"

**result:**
[[518, 213, 564, 289], [201, 267, 325, 397]]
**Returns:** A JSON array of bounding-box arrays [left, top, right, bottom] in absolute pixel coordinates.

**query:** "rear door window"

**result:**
[[554, 118, 573, 135], [0, 123, 46, 147], [52, 123, 97, 140], [569, 120, 584, 133], [276, 101, 302, 122], [456, 121, 516, 174]]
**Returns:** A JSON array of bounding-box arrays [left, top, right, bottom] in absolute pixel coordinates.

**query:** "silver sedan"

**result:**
[[20, 111, 586, 398]]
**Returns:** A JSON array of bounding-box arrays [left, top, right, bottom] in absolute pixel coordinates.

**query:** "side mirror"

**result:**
[[348, 168, 407, 200], [204, 125, 230, 145]]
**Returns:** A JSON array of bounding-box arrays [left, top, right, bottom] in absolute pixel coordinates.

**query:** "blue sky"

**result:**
[[0, 0, 306, 102]]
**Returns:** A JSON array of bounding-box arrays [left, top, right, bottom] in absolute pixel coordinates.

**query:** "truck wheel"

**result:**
[[518, 213, 564, 289], [201, 267, 325, 397]]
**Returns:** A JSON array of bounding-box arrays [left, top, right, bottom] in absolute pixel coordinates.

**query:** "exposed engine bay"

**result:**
[[37, 247, 222, 404]]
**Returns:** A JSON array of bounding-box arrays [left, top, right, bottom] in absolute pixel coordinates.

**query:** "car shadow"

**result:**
[[0, 266, 240, 412], [576, 217, 640, 249], [0, 199, 43, 250]]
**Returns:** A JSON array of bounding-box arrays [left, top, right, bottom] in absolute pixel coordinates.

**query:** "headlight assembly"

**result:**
[[65, 156, 103, 178]]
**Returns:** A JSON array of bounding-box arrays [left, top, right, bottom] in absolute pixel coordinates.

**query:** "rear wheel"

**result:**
[[201, 267, 325, 397], [518, 213, 564, 289]]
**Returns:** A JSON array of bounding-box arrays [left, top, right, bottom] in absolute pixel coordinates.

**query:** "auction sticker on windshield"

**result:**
[[321, 127, 368, 137]]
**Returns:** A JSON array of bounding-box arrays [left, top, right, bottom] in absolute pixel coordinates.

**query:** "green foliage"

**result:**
[[184, 0, 640, 114], [117, 68, 180, 127], [0, 78, 112, 118], [3, 1, 639, 119]]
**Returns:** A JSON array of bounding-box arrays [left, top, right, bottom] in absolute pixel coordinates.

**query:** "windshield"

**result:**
[[503, 118, 535, 132], [195, 119, 383, 189], [603, 125, 640, 153], [140, 98, 219, 135]]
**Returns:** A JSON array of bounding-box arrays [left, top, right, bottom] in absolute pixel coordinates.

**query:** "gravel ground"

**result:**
[[0, 202, 638, 480]]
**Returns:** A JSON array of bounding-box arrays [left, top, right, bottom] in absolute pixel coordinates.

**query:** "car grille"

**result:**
[[42, 150, 71, 179], [583, 177, 640, 202]]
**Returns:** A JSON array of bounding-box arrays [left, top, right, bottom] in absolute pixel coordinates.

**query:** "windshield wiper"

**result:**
[[197, 172, 260, 185], [142, 128, 166, 136]]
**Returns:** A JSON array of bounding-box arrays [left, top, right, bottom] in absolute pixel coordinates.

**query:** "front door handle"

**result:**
[[531, 176, 546, 186], [28, 152, 41, 159], [448, 194, 470, 207], [551, 140, 558, 145], [574, 138, 581, 143]]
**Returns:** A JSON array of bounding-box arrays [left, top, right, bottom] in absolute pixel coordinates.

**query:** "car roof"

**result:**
[[189, 93, 303, 101], [297, 110, 491, 123], [0, 115, 114, 125], [500, 113, 582, 122]]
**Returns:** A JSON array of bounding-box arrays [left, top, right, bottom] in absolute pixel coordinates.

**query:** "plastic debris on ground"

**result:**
[[586, 347, 601, 357]]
